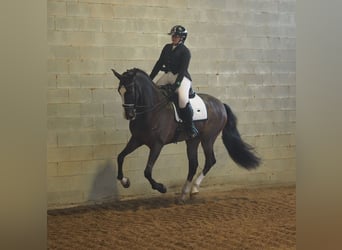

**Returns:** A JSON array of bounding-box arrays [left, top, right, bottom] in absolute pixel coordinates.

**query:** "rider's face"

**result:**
[[171, 35, 181, 45]]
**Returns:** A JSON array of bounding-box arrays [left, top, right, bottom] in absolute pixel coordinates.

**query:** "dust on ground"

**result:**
[[48, 185, 296, 250]]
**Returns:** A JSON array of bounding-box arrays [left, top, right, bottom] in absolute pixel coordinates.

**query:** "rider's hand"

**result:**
[[172, 81, 181, 90]]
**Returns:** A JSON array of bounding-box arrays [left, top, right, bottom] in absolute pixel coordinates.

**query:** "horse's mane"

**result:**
[[123, 68, 151, 81], [122, 68, 160, 92], [121, 68, 161, 107]]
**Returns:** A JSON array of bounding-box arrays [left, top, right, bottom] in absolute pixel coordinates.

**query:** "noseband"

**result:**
[[118, 80, 137, 119]]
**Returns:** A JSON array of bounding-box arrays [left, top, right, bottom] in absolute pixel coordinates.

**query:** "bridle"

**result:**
[[118, 75, 170, 119]]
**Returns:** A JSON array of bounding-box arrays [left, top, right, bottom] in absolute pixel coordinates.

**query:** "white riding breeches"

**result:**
[[156, 72, 191, 108]]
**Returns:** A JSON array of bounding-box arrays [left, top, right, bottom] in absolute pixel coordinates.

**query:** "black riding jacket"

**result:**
[[150, 43, 192, 83]]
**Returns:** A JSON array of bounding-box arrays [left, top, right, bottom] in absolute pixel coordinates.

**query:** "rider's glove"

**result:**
[[172, 81, 181, 91]]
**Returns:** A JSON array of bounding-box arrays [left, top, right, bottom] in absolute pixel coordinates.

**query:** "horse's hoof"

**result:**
[[175, 197, 185, 205], [153, 183, 167, 193], [120, 178, 130, 188], [190, 185, 199, 198], [190, 191, 199, 198], [159, 185, 167, 193]]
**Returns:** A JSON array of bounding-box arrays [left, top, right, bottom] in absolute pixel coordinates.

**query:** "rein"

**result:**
[[132, 94, 171, 116]]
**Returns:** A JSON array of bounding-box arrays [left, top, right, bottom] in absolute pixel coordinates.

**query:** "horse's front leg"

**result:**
[[117, 136, 142, 188], [144, 144, 166, 193]]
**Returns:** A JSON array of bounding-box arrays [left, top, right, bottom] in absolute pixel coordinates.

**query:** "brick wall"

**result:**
[[47, 0, 296, 207]]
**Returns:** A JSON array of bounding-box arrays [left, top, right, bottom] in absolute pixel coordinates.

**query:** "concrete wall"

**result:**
[[47, 0, 296, 208]]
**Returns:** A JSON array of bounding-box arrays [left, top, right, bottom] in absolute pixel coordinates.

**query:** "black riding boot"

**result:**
[[179, 102, 199, 138]]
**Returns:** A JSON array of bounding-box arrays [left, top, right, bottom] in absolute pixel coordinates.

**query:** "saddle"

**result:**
[[159, 84, 207, 122], [172, 94, 207, 122]]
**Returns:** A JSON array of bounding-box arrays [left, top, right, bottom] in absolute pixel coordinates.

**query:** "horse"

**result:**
[[111, 68, 261, 201]]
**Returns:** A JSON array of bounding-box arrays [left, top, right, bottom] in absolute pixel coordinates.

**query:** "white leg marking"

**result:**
[[195, 172, 205, 186], [191, 172, 205, 194], [121, 177, 128, 186]]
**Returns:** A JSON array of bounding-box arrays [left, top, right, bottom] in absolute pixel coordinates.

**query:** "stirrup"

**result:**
[[187, 125, 199, 138]]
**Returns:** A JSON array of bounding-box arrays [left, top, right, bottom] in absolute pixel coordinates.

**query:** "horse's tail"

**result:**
[[222, 104, 261, 169]]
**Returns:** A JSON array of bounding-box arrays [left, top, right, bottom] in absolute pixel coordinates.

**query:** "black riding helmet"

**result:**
[[168, 25, 188, 42]]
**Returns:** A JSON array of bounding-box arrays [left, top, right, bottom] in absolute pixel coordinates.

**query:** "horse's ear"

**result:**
[[111, 69, 122, 80]]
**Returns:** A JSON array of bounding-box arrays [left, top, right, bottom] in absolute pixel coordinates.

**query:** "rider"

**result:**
[[149, 25, 199, 138]]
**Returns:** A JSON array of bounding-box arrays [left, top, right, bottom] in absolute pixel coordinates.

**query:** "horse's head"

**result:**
[[112, 68, 138, 120], [112, 68, 156, 120]]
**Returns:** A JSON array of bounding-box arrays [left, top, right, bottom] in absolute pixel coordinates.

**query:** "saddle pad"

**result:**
[[173, 94, 208, 122]]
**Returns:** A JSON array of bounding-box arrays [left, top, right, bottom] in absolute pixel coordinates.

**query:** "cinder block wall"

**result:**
[[47, 0, 296, 208]]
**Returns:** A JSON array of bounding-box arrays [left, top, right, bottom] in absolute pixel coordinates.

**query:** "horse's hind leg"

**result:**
[[117, 136, 142, 188], [191, 139, 216, 196], [180, 139, 200, 201]]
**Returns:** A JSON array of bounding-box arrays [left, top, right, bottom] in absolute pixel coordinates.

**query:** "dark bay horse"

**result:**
[[112, 68, 260, 201]]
